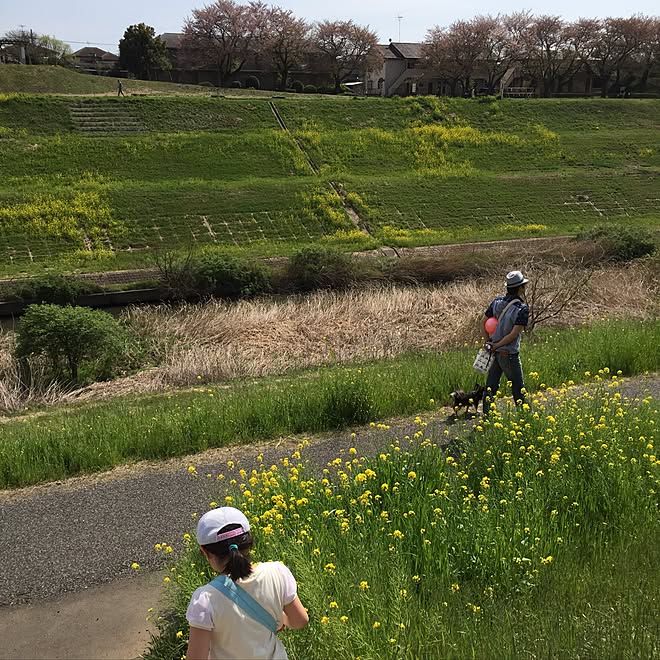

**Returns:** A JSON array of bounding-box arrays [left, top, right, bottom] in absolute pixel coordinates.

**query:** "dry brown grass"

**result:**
[[0, 261, 656, 412]]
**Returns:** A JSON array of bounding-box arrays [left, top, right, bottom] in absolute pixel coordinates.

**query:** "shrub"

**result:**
[[577, 224, 656, 262], [303, 84, 317, 94], [15, 304, 128, 382], [386, 254, 495, 284], [4, 274, 102, 304], [231, 80, 242, 89], [245, 75, 260, 90], [290, 80, 304, 93], [287, 246, 354, 291], [191, 250, 271, 299], [318, 85, 336, 95]]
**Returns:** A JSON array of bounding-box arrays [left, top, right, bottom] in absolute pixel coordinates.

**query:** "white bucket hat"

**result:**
[[505, 270, 529, 288], [196, 506, 251, 545]]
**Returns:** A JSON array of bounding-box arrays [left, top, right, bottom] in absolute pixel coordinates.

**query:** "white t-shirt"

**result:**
[[186, 561, 297, 660]]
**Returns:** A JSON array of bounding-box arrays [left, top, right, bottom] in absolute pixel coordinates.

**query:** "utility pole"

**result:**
[[397, 15, 403, 42]]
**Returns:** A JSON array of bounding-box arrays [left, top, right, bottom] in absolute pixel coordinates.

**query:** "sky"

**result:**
[[2, 0, 657, 53]]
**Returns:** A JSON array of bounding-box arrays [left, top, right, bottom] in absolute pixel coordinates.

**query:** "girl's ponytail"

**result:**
[[202, 523, 254, 581], [226, 542, 252, 581]]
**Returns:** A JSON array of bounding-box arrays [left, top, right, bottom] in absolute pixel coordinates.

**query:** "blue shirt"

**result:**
[[485, 294, 529, 354]]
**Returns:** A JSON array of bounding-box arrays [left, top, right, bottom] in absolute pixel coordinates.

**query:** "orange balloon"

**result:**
[[485, 317, 498, 335]]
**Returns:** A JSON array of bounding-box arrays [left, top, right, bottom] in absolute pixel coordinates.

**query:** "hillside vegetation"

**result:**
[[0, 89, 658, 275], [0, 65, 216, 95]]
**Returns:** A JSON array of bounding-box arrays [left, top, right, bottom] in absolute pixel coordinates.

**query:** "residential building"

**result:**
[[72, 47, 119, 74]]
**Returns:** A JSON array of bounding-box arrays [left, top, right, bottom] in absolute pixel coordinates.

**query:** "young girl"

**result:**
[[186, 506, 308, 660]]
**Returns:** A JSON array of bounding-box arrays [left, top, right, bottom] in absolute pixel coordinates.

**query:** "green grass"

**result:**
[[0, 65, 256, 96], [0, 92, 658, 275], [143, 382, 659, 659], [346, 170, 660, 246], [0, 65, 325, 98], [0, 319, 658, 489]]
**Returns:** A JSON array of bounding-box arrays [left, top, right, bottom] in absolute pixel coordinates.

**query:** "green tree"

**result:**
[[119, 23, 170, 80], [16, 305, 128, 383]]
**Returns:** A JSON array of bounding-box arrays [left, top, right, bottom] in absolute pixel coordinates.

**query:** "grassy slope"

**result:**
[[0, 319, 658, 488], [0, 92, 658, 274], [0, 65, 213, 95], [0, 65, 323, 97]]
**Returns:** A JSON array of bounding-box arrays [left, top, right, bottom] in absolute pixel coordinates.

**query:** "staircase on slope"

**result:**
[[69, 101, 147, 135]]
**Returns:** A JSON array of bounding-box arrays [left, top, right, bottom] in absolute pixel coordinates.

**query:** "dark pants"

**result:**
[[483, 352, 525, 414]]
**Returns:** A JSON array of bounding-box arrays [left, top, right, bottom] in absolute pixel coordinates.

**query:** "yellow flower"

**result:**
[[324, 563, 336, 575], [359, 580, 369, 591], [373, 621, 381, 629], [340, 616, 348, 623], [164, 576, 171, 584], [392, 530, 404, 540], [541, 555, 554, 565], [451, 583, 460, 592], [165, 546, 173, 554], [225, 496, 233, 504], [313, 548, 321, 557], [349, 447, 357, 455], [408, 471, 417, 480], [320, 616, 330, 625], [176, 631, 183, 639], [131, 562, 140, 570], [329, 601, 338, 609], [187, 465, 197, 474]]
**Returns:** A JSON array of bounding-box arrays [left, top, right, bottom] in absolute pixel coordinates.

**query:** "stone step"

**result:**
[[70, 113, 141, 119], [70, 107, 138, 113], [75, 128, 146, 133], [71, 118, 144, 125]]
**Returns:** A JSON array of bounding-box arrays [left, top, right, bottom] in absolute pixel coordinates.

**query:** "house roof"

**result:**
[[73, 46, 111, 58], [389, 42, 423, 60], [101, 52, 119, 62], [378, 44, 400, 60], [158, 33, 182, 49]]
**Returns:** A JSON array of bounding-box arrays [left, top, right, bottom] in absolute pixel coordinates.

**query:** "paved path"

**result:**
[[0, 573, 161, 660], [1, 376, 658, 607], [0, 412, 459, 607]]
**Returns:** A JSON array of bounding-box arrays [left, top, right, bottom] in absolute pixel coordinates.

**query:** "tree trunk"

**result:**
[[600, 77, 609, 97], [279, 64, 289, 91]]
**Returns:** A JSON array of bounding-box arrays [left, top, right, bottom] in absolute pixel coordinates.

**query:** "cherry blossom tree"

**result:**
[[313, 20, 378, 92], [181, 0, 269, 87], [264, 7, 310, 90]]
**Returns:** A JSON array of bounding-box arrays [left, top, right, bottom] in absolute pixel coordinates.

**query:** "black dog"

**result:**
[[450, 383, 485, 417]]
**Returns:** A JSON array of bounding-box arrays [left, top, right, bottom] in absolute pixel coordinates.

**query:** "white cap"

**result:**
[[196, 507, 251, 545], [505, 270, 529, 288]]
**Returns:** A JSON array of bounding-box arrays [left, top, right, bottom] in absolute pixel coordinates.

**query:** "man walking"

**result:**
[[481, 270, 529, 414], [117, 80, 125, 97]]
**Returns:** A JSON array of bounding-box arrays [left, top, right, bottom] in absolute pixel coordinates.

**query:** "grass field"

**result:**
[[0, 319, 657, 489], [0, 65, 259, 96], [0, 87, 658, 274], [144, 380, 659, 659]]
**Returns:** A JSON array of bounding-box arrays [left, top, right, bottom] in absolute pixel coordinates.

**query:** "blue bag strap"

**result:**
[[209, 575, 277, 634]]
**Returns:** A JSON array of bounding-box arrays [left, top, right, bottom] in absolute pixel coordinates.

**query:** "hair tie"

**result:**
[[228, 544, 239, 551]]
